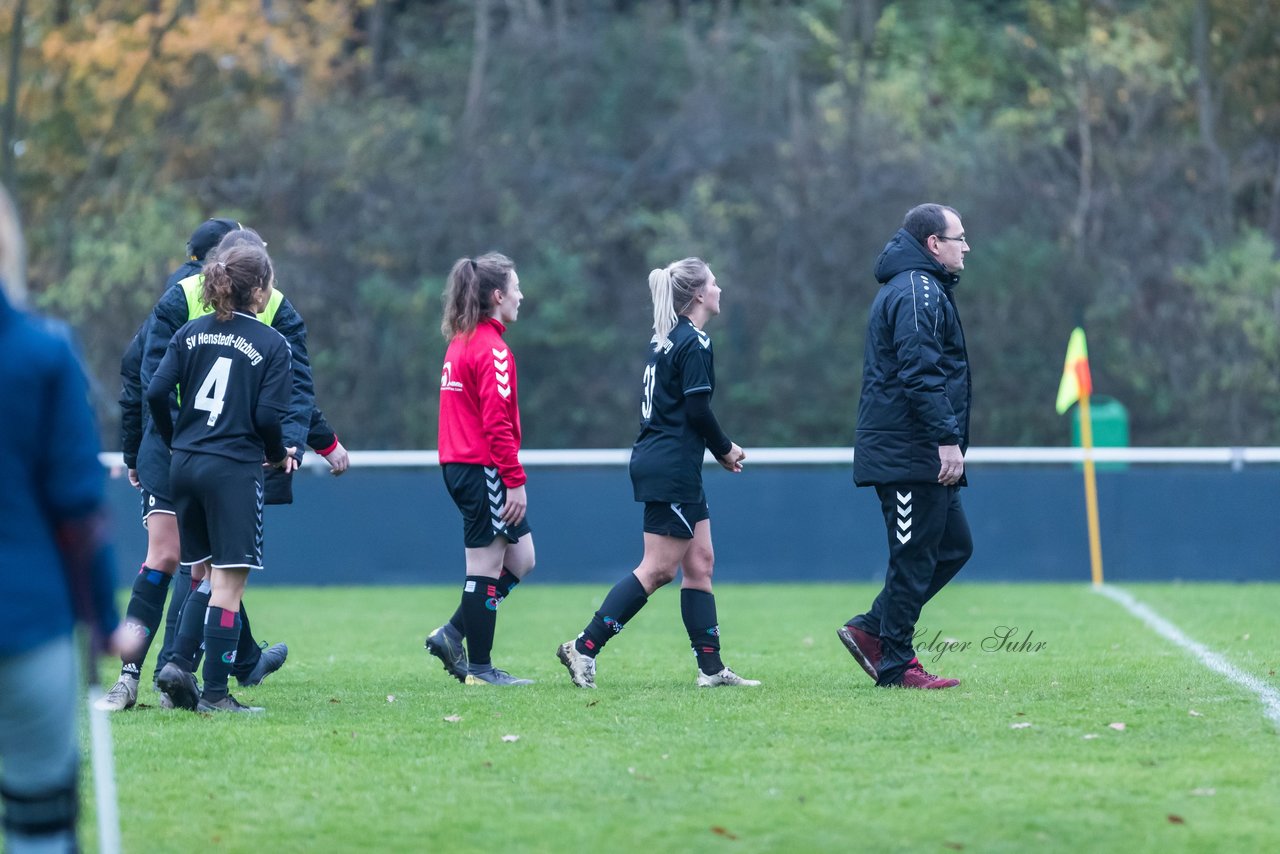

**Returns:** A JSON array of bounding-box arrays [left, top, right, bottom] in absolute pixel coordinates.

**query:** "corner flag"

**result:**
[[1056, 326, 1104, 585], [1055, 327, 1092, 414]]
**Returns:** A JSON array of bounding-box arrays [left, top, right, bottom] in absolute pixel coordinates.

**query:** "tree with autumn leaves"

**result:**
[[3, 0, 1279, 448]]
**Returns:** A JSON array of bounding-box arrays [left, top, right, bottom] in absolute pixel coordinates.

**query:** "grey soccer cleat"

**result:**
[[156, 662, 201, 711], [464, 666, 534, 686], [425, 624, 469, 683], [557, 641, 597, 689], [697, 667, 761, 687], [197, 694, 264, 714], [94, 675, 139, 712], [237, 642, 288, 687]]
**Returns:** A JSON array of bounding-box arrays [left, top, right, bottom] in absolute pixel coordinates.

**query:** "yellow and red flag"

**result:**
[[1055, 327, 1092, 414]]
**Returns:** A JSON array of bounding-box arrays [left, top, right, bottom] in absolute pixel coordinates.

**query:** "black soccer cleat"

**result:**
[[237, 642, 288, 687], [425, 624, 469, 683], [156, 662, 200, 711]]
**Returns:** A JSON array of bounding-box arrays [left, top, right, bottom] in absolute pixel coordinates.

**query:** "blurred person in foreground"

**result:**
[[0, 183, 132, 851], [838, 203, 973, 690]]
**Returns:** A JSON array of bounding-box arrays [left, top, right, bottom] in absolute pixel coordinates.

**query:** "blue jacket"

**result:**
[[853, 229, 971, 487], [0, 290, 120, 654]]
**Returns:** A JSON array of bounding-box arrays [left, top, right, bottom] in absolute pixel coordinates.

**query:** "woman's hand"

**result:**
[[716, 443, 746, 473]]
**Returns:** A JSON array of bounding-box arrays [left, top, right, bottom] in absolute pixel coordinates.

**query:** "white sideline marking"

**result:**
[[1095, 585, 1280, 728]]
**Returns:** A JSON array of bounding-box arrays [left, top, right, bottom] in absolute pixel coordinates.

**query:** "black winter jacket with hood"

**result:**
[[853, 228, 971, 487]]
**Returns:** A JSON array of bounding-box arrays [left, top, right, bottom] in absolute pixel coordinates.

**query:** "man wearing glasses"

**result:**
[[837, 203, 973, 690]]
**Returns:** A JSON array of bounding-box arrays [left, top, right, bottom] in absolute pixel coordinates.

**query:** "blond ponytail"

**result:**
[[649, 266, 677, 350], [649, 257, 710, 350]]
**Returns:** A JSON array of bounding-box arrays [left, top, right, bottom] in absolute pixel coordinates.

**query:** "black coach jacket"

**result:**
[[853, 229, 971, 487]]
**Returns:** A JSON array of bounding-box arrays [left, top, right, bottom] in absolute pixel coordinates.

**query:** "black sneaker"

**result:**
[[425, 624, 469, 683], [237, 642, 288, 687], [156, 662, 200, 711], [197, 694, 265, 714]]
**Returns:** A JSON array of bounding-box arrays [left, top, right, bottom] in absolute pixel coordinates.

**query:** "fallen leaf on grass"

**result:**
[[1108, 722, 1126, 731], [1167, 814, 1185, 825], [328, 698, 341, 704], [443, 715, 462, 723], [711, 826, 739, 840], [1010, 722, 1032, 729], [944, 844, 965, 851], [1190, 788, 1216, 797], [501, 734, 520, 743], [1015, 711, 1026, 716], [1188, 710, 1202, 717]]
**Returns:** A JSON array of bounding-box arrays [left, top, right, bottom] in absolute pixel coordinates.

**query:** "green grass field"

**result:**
[[70, 583, 1280, 853]]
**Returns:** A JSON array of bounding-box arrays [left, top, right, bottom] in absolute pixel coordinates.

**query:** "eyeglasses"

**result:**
[[935, 234, 968, 245]]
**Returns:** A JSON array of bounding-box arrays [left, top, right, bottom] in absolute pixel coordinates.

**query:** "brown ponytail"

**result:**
[[440, 252, 515, 338], [201, 244, 273, 321]]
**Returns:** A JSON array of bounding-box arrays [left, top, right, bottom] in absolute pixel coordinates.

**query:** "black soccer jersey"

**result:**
[[630, 315, 718, 504], [147, 311, 291, 464]]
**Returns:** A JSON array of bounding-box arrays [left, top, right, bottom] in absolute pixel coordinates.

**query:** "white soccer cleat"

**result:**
[[95, 675, 139, 711], [557, 641, 597, 689], [697, 667, 761, 688]]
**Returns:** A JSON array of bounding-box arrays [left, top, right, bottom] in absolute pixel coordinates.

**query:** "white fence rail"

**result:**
[[99, 446, 1280, 470]]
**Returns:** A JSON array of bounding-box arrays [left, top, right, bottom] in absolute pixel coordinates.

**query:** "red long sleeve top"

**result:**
[[437, 318, 526, 487]]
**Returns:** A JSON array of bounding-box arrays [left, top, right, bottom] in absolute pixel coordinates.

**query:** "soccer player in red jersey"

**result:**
[[425, 253, 536, 686]]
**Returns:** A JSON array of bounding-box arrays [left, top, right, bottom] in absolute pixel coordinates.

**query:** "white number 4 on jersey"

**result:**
[[194, 356, 233, 427]]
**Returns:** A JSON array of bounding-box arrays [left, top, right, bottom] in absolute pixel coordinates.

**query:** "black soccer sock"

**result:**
[[171, 579, 211, 671], [231, 603, 260, 677], [156, 564, 193, 675], [681, 588, 724, 675], [576, 573, 649, 657], [497, 567, 521, 598], [450, 567, 520, 634], [201, 606, 242, 702], [461, 576, 500, 667], [120, 566, 172, 679]]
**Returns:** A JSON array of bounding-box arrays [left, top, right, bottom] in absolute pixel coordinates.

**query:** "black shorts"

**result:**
[[442, 463, 532, 549], [140, 488, 176, 527], [170, 450, 266, 570], [642, 500, 710, 539]]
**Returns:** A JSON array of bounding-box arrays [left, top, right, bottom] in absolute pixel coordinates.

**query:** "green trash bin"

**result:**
[[1071, 395, 1128, 470]]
